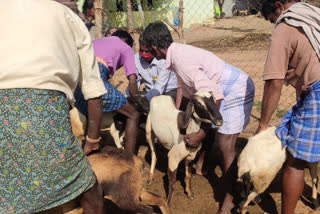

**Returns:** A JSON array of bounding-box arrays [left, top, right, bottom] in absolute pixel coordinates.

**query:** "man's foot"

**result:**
[[217, 194, 234, 214], [192, 163, 208, 176]]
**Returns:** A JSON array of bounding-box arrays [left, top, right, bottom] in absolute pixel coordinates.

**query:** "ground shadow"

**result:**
[[213, 26, 256, 33]]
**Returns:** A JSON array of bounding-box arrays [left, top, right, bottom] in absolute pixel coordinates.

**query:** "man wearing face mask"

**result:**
[[257, 1, 320, 213], [128, 35, 177, 101]]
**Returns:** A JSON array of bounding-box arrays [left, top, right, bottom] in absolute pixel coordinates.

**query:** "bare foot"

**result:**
[[192, 164, 208, 176], [217, 193, 234, 214]]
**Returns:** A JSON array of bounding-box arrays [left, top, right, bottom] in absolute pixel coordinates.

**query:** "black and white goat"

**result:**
[[237, 127, 320, 213], [236, 127, 286, 214], [145, 92, 223, 204]]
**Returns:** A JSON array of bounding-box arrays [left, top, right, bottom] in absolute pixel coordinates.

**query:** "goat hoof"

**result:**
[[253, 195, 261, 204], [188, 194, 194, 200], [311, 198, 320, 210], [146, 179, 153, 186]]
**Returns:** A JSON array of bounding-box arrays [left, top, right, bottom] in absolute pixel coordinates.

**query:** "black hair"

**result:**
[[261, 0, 287, 19], [112, 30, 134, 48], [82, 0, 94, 13], [139, 34, 146, 46], [141, 21, 173, 49]]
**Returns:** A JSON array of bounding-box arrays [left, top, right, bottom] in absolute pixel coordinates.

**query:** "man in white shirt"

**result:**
[[128, 36, 177, 100]]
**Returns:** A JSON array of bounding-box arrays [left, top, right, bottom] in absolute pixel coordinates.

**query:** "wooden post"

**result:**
[[178, 0, 185, 43], [94, 0, 103, 38], [137, 0, 146, 29], [127, 0, 134, 33]]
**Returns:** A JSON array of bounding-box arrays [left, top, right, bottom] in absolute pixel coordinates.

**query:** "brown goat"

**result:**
[[70, 107, 170, 214], [87, 146, 171, 214]]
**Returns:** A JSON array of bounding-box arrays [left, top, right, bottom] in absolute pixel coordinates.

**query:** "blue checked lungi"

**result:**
[[216, 63, 255, 134], [276, 80, 320, 163], [74, 60, 127, 116]]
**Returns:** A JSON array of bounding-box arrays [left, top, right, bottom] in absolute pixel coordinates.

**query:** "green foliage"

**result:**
[[253, 100, 262, 111], [276, 109, 287, 119], [103, 0, 172, 29]]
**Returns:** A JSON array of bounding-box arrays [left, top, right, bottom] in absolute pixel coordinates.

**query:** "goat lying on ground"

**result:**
[[237, 127, 286, 214], [70, 111, 170, 214], [145, 92, 223, 205], [87, 146, 171, 214]]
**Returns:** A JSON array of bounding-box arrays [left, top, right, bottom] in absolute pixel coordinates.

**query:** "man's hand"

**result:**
[[128, 74, 139, 97], [85, 97, 102, 155], [184, 129, 206, 148], [255, 123, 269, 134]]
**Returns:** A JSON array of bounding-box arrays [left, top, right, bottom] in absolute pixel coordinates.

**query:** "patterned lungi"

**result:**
[[276, 80, 320, 163], [74, 57, 127, 116], [217, 63, 255, 134], [0, 89, 96, 213]]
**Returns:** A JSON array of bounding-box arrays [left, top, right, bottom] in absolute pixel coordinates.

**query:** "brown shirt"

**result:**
[[263, 22, 320, 97]]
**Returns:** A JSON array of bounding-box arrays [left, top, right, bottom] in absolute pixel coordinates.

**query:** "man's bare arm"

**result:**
[[256, 79, 283, 133]]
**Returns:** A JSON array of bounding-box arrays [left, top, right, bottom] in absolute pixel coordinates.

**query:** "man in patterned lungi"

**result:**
[[257, 1, 320, 213], [0, 0, 107, 213], [141, 22, 255, 214]]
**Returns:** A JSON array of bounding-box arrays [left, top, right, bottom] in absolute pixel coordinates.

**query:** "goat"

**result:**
[[70, 110, 170, 214], [236, 127, 286, 214], [87, 146, 171, 214], [70, 94, 149, 150], [145, 92, 223, 205]]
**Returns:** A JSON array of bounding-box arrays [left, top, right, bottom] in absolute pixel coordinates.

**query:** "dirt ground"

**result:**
[[56, 16, 317, 214]]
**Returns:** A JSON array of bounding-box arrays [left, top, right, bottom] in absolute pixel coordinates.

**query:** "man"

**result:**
[[126, 35, 177, 101], [75, 30, 140, 154], [257, 1, 320, 213], [0, 0, 105, 213], [141, 22, 255, 213]]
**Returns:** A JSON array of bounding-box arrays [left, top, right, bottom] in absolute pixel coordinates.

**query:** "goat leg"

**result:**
[[109, 122, 124, 149], [140, 188, 172, 214], [167, 169, 177, 206], [135, 204, 153, 214], [146, 114, 157, 185], [185, 159, 194, 200], [240, 191, 258, 214], [308, 162, 320, 210]]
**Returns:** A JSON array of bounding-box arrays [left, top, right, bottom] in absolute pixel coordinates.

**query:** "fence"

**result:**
[[81, 0, 318, 133]]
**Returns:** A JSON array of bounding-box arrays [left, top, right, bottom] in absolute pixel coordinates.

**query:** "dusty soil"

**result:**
[[50, 16, 317, 214]]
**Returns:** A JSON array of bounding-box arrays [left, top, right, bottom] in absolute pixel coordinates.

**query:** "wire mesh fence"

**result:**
[[83, 0, 318, 133]]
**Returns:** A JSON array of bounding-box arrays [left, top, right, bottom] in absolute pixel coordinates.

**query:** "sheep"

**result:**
[[236, 127, 286, 214], [145, 92, 223, 205], [70, 109, 171, 214]]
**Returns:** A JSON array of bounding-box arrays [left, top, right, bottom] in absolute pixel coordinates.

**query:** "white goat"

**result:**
[[145, 92, 223, 205], [237, 127, 286, 214], [69, 94, 149, 150], [70, 107, 124, 149]]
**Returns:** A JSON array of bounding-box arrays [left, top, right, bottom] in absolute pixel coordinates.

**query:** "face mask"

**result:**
[[140, 52, 154, 62]]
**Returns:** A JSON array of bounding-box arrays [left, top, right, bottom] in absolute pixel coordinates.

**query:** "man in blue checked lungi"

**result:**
[[257, 0, 320, 213]]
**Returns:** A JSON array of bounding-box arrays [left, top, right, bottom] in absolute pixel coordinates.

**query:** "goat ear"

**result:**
[[181, 100, 193, 129]]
